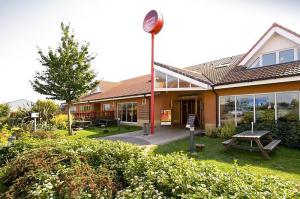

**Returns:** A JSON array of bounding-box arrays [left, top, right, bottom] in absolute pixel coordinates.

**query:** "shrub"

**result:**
[[0, 139, 299, 198], [51, 114, 69, 129], [205, 127, 218, 137], [217, 122, 236, 138]]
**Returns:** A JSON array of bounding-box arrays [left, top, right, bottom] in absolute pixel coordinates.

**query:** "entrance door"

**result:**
[[181, 100, 195, 125]]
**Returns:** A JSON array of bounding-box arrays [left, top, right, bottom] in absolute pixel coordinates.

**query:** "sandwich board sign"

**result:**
[[186, 114, 196, 129]]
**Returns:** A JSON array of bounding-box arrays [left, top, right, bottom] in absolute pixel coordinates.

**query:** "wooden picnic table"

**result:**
[[222, 130, 281, 159]]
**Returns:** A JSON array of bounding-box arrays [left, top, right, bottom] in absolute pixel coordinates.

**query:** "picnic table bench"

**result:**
[[222, 130, 281, 159]]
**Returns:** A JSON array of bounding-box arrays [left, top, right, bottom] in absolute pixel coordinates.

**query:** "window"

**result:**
[[155, 70, 166, 88], [255, 94, 275, 122], [277, 92, 299, 121], [236, 95, 254, 124], [117, 103, 137, 122], [262, 52, 276, 66], [250, 57, 260, 68], [279, 49, 294, 63], [80, 105, 92, 112], [167, 74, 178, 88], [219, 96, 235, 125], [219, 91, 300, 126], [70, 106, 77, 113], [179, 79, 190, 88], [103, 104, 111, 111]]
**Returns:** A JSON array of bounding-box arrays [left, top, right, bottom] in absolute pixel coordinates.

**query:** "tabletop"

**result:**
[[232, 130, 270, 139]]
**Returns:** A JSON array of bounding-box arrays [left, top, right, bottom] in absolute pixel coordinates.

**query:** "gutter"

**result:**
[[212, 86, 219, 128]]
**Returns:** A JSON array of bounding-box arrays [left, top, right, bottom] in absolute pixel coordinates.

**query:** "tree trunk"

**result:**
[[67, 103, 73, 135]]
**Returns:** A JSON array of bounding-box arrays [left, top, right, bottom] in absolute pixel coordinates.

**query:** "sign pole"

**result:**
[[150, 32, 155, 135], [143, 10, 164, 135], [34, 117, 37, 132]]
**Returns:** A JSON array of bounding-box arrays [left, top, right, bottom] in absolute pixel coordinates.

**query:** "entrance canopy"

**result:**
[[154, 64, 211, 91]]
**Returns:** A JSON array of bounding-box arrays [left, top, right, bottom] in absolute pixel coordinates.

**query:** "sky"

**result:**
[[1, 0, 300, 103]]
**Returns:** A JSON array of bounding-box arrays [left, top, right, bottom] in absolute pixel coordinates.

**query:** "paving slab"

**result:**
[[99, 127, 204, 146]]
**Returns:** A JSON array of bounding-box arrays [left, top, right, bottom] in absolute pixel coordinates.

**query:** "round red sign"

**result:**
[[143, 10, 163, 34]]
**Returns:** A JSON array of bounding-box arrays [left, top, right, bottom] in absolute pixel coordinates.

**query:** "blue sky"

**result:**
[[1, 0, 300, 102]]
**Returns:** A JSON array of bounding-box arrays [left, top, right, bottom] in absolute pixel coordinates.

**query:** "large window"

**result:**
[[250, 48, 298, 68], [255, 94, 275, 122], [167, 74, 178, 88], [117, 103, 137, 122], [277, 92, 299, 121], [262, 52, 276, 66], [236, 95, 254, 124], [219, 96, 235, 125], [219, 91, 300, 126], [103, 104, 111, 111], [80, 105, 92, 112], [155, 69, 202, 89], [279, 49, 294, 63], [155, 70, 166, 88]]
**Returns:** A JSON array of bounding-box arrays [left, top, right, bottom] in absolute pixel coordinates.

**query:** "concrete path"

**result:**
[[100, 127, 203, 146]]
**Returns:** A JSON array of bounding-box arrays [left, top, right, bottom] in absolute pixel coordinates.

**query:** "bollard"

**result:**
[[190, 125, 195, 153]]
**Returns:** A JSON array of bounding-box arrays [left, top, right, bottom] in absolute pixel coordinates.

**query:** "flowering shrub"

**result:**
[[0, 139, 299, 198]]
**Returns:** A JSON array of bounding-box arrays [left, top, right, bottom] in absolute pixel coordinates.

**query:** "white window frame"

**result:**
[[117, 102, 138, 123], [249, 48, 297, 68], [103, 104, 111, 111]]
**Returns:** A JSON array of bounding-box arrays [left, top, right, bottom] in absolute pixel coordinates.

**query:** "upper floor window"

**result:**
[[250, 48, 297, 68], [279, 49, 294, 63], [262, 52, 276, 66]]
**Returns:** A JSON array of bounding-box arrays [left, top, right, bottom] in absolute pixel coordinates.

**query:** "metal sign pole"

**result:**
[[34, 117, 37, 132], [190, 125, 195, 153], [143, 10, 164, 135], [150, 32, 155, 135]]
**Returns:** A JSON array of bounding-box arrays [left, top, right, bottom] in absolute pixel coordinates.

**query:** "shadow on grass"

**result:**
[[153, 136, 300, 183]]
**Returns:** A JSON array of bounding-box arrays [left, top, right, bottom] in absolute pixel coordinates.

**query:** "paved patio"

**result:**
[[100, 127, 203, 145]]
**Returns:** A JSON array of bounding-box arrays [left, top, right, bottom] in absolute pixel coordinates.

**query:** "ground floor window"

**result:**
[[219, 91, 300, 126], [80, 105, 92, 112], [219, 96, 235, 125], [117, 103, 137, 122]]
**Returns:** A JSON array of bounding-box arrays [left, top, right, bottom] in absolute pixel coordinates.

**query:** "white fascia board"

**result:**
[[154, 65, 211, 89], [214, 76, 300, 89], [155, 87, 207, 92], [239, 27, 300, 66], [73, 94, 151, 105]]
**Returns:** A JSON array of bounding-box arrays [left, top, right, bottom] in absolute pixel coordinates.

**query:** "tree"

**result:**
[[0, 103, 10, 127], [31, 23, 99, 135], [31, 100, 60, 128]]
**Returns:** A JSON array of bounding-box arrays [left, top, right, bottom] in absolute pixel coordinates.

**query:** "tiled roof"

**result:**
[[217, 61, 300, 85], [80, 75, 151, 102], [183, 54, 244, 84]]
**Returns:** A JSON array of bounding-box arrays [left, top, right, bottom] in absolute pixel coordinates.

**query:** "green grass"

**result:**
[[55, 125, 142, 139], [153, 136, 300, 184]]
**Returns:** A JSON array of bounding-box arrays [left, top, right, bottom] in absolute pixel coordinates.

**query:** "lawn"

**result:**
[[55, 125, 142, 139], [153, 136, 300, 184]]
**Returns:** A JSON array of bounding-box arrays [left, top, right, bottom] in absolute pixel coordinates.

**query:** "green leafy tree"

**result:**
[[31, 23, 99, 135], [0, 103, 10, 127], [31, 100, 60, 127]]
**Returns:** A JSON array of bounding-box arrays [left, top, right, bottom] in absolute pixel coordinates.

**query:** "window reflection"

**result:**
[[236, 95, 254, 124], [262, 52, 276, 66], [220, 96, 235, 125], [155, 70, 166, 88], [179, 79, 190, 88], [279, 49, 294, 63], [255, 94, 275, 122], [167, 75, 178, 88], [277, 92, 299, 121]]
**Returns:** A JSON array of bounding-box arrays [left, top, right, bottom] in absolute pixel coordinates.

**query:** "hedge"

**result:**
[[236, 121, 300, 149], [0, 139, 299, 198]]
